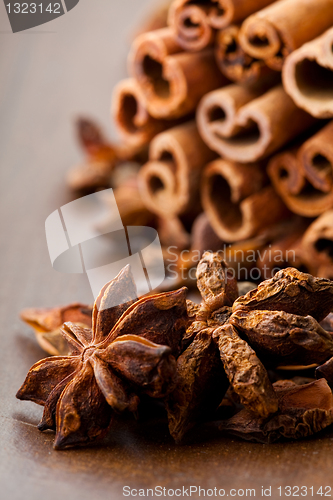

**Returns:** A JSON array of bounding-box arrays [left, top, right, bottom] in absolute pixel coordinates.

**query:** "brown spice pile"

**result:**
[[17, 255, 333, 449]]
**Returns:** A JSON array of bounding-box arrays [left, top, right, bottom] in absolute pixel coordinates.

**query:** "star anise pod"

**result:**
[[166, 252, 278, 443], [16, 265, 189, 450], [232, 267, 333, 322], [230, 308, 333, 367]]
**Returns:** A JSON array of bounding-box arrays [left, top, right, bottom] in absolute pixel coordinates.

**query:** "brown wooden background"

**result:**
[[1, 2, 332, 499]]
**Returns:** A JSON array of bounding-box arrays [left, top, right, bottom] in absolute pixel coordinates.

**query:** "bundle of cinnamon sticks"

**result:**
[[68, 0, 333, 286]]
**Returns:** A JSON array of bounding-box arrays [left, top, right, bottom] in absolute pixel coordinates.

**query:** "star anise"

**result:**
[[16, 265, 189, 450], [166, 252, 278, 443]]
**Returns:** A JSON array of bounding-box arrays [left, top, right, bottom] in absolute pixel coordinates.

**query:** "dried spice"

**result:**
[[166, 327, 228, 443], [230, 308, 333, 366], [181, 252, 237, 347], [196, 251, 239, 319], [213, 324, 278, 418], [20, 303, 93, 356], [220, 379, 333, 443], [17, 265, 189, 450], [233, 267, 333, 322], [16, 254, 333, 449], [166, 252, 236, 442], [166, 251, 277, 442]]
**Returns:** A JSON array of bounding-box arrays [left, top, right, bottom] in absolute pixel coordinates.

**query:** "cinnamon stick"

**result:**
[[168, 0, 276, 51], [298, 120, 333, 195], [215, 25, 275, 85], [239, 0, 333, 71], [168, 1, 214, 51], [283, 27, 333, 118], [128, 28, 227, 118], [112, 78, 167, 148], [301, 210, 333, 280], [268, 122, 333, 217], [138, 121, 216, 217], [201, 158, 289, 242], [197, 84, 316, 162]]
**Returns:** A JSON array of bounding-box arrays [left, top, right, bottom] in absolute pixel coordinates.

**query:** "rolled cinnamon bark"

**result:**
[[283, 28, 333, 118], [298, 120, 333, 194], [169, 0, 276, 51], [215, 25, 275, 85], [168, 1, 214, 51], [239, 0, 333, 71], [112, 78, 166, 148], [138, 121, 216, 217], [128, 28, 227, 118], [201, 158, 290, 242], [267, 147, 304, 199], [268, 122, 333, 217], [301, 210, 333, 279], [197, 84, 316, 162]]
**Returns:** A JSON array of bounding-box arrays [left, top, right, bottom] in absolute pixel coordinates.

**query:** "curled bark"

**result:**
[[301, 210, 333, 279], [239, 0, 333, 71], [283, 28, 333, 118], [268, 122, 333, 217], [138, 121, 216, 217], [215, 25, 275, 85], [201, 158, 289, 242], [168, 0, 214, 51], [129, 28, 227, 118], [112, 78, 169, 148], [169, 0, 276, 52], [197, 84, 316, 162]]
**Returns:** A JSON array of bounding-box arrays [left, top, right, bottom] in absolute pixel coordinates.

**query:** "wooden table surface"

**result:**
[[1, 2, 333, 499]]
